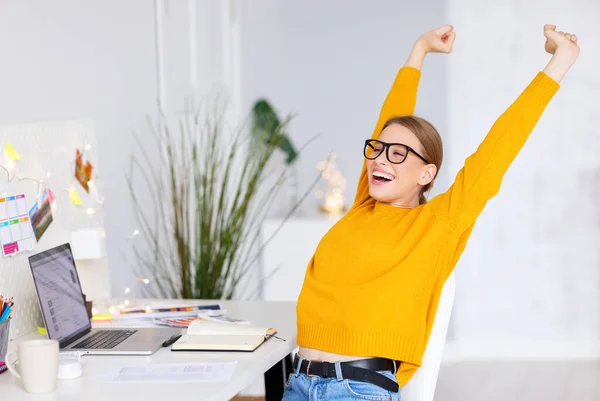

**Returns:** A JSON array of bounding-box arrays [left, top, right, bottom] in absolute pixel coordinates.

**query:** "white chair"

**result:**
[[401, 271, 456, 401]]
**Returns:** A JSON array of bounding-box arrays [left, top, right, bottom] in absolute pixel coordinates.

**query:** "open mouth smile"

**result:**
[[371, 169, 395, 185]]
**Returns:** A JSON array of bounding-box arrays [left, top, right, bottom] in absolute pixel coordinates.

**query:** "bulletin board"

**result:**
[[0, 120, 109, 340]]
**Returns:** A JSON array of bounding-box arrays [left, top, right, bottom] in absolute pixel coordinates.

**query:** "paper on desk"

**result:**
[[92, 319, 161, 329], [102, 362, 237, 383]]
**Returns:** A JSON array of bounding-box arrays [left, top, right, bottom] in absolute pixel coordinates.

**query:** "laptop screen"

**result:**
[[29, 244, 91, 343]]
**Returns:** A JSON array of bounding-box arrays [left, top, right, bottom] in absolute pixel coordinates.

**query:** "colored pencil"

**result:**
[[0, 296, 14, 322]]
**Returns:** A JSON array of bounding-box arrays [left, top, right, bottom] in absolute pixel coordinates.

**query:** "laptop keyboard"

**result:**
[[72, 330, 137, 350]]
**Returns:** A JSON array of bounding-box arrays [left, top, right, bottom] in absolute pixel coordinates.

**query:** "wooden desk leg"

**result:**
[[264, 353, 293, 401]]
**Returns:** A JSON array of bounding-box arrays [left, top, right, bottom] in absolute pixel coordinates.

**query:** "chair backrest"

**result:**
[[400, 271, 456, 401]]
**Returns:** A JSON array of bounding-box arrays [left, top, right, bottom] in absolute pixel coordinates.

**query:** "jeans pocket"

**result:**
[[344, 381, 391, 401], [343, 371, 399, 401]]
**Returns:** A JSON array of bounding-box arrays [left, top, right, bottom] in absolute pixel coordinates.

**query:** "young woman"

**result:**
[[282, 24, 580, 401]]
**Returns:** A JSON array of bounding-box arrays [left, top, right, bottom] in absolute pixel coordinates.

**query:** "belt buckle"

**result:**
[[306, 361, 318, 378]]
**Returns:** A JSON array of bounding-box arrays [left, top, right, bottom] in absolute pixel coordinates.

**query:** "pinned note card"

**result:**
[[75, 149, 93, 192], [4, 144, 21, 161], [28, 189, 54, 241], [0, 194, 35, 257], [69, 189, 83, 206], [47, 188, 56, 205]]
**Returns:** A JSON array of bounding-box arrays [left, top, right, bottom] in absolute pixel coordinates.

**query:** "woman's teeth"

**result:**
[[373, 171, 393, 181]]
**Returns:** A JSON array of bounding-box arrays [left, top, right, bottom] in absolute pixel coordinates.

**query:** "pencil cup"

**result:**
[[0, 319, 9, 362]]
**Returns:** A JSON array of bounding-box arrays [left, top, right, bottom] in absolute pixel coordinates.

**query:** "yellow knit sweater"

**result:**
[[295, 67, 560, 386]]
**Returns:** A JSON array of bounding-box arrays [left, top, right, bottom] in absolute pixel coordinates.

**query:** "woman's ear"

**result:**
[[419, 164, 437, 186]]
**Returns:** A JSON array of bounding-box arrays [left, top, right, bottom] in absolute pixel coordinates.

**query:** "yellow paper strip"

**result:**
[[37, 326, 47, 335], [91, 313, 112, 322], [70, 189, 83, 206], [5, 144, 21, 160]]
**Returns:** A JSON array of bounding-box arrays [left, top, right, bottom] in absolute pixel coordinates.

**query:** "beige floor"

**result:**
[[434, 361, 600, 401]]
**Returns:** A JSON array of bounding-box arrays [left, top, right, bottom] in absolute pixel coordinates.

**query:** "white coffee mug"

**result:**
[[5, 339, 59, 393]]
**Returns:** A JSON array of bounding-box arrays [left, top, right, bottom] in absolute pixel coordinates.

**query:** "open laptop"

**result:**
[[28, 243, 180, 355]]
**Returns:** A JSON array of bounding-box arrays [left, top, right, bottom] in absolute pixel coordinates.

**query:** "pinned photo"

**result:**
[[29, 189, 54, 242], [75, 149, 93, 192]]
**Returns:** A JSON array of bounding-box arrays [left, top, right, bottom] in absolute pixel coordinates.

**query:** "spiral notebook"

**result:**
[[171, 319, 277, 352]]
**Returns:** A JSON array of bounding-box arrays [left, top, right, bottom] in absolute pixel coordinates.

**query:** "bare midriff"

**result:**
[[298, 346, 369, 362]]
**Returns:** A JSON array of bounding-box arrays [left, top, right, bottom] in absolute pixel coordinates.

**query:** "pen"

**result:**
[[162, 334, 182, 348]]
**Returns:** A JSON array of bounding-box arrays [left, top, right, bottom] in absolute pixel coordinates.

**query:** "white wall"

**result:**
[[240, 0, 450, 217], [0, 1, 230, 300], [445, 0, 600, 358], [0, 0, 158, 299]]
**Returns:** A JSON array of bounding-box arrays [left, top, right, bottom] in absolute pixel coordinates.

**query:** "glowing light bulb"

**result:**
[[124, 300, 130, 306], [91, 308, 98, 315], [85, 144, 92, 151], [316, 152, 346, 215], [124, 288, 131, 295], [143, 279, 150, 285], [86, 208, 96, 215]]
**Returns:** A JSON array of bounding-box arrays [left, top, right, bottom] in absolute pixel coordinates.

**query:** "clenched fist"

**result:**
[[544, 24, 579, 59], [417, 24, 456, 54]]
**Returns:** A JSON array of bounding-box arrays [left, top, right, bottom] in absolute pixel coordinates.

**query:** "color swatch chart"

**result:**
[[0, 194, 35, 256]]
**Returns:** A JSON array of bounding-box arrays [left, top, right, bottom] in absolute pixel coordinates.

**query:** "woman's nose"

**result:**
[[374, 153, 388, 165]]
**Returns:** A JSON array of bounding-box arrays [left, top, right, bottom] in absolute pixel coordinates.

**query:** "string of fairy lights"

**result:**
[[0, 140, 153, 315], [0, 140, 104, 215], [1, 138, 348, 316]]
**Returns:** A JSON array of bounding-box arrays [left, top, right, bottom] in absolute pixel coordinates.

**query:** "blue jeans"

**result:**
[[281, 357, 401, 401]]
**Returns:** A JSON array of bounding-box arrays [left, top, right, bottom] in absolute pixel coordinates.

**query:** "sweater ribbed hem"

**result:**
[[297, 323, 425, 366], [527, 72, 560, 104]]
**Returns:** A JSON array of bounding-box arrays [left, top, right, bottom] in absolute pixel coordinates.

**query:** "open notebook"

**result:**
[[171, 319, 277, 352]]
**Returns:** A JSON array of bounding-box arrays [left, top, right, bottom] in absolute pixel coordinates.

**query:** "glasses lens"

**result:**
[[388, 144, 408, 163], [364, 140, 383, 159]]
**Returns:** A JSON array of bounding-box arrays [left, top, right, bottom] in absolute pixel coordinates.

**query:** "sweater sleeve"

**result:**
[[351, 67, 422, 209], [429, 72, 560, 233]]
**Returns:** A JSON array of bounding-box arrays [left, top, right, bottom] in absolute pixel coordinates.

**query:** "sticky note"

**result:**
[[91, 313, 112, 322], [4, 144, 21, 161], [37, 326, 47, 335], [69, 189, 83, 206]]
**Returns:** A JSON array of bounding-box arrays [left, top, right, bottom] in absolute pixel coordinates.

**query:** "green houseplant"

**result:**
[[126, 98, 313, 300]]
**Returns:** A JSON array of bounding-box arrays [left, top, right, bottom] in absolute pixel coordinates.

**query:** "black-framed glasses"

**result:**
[[363, 139, 429, 164]]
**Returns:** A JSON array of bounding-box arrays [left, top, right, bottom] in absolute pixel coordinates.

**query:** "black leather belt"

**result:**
[[293, 355, 399, 392]]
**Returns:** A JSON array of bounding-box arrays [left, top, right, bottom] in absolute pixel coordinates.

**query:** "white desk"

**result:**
[[0, 300, 297, 401]]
